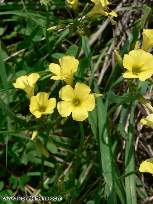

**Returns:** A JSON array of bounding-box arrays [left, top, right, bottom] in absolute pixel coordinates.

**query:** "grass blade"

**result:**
[[124, 102, 137, 204]]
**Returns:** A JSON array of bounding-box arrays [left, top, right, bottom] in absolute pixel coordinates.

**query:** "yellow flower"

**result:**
[[87, 0, 117, 18], [139, 158, 153, 174], [13, 73, 40, 97], [91, 0, 109, 7], [140, 114, 153, 129], [29, 92, 56, 118], [123, 49, 153, 81], [57, 83, 95, 121], [49, 56, 79, 85], [66, 0, 78, 10], [142, 29, 153, 51]]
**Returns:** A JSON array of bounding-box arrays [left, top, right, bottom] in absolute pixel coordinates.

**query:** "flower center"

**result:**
[[39, 105, 46, 112], [132, 66, 141, 75], [72, 98, 80, 106]]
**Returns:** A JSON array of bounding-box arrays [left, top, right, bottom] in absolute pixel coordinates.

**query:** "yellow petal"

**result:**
[[57, 101, 72, 117], [66, 0, 79, 10], [91, 0, 109, 7], [123, 49, 153, 80], [74, 83, 91, 100], [72, 107, 88, 121], [81, 94, 95, 111], [59, 85, 74, 101], [109, 10, 117, 17], [123, 54, 135, 71], [29, 92, 56, 118], [60, 56, 79, 74], [37, 92, 49, 106], [140, 114, 153, 128], [51, 76, 63, 80], [13, 76, 27, 89], [123, 72, 138, 79], [13, 73, 39, 97], [64, 74, 73, 85], [31, 131, 38, 140], [45, 98, 56, 114], [139, 158, 153, 174], [100, 0, 109, 6], [123, 49, 153, 71], [32, 111, 42, 118], [139, 71, 153, 81], [142, 29, 153, 51], [87, 3, 107, 17], [27, 73, 40, 87], [88, 0, 116, 18], [49, 63, 61, 76], [29, 96, 39, 113], [140, 118, 147, 125]]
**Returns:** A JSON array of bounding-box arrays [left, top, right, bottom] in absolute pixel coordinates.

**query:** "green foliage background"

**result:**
[[0, 0, 153, 203]]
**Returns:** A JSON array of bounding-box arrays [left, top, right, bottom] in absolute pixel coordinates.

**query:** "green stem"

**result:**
[[40, 119, 49, 191]]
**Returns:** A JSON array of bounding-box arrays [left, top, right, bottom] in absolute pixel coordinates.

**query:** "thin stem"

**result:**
[[40, 119, 50, 191]]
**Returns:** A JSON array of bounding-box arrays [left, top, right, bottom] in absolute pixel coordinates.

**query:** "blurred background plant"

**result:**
[[1, 0, 153, 203]]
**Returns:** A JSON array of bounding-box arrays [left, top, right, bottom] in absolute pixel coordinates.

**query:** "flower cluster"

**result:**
[[13, 55, 101, 122], [121, 29, 153, 175]]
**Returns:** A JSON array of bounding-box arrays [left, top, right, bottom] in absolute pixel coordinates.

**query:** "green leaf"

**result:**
[[9, 176, 18, 190], [35, 139, 49, 158], [136, 5, 151, 30], [89, 98, 117, 204], [47, 142, 58, 154], [66, 45, 79, 57], [124, 103, 137, 204], [0, 41, 8, 89], [51, 53, 64, 60], [44, 161, 55, 168], [0, 181, 4, 191], [89, 97, 126, 204], [81, 36, 91, 58]]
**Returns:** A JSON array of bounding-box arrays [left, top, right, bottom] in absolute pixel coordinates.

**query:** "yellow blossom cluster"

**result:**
[[13, 55, 101, 122], [121, 29, 153, 175]]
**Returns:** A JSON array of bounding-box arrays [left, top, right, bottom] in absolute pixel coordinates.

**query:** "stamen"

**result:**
[[72, 98, 80, 106], [39, 106, 46, 112], [132, 66, 141, 75]]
